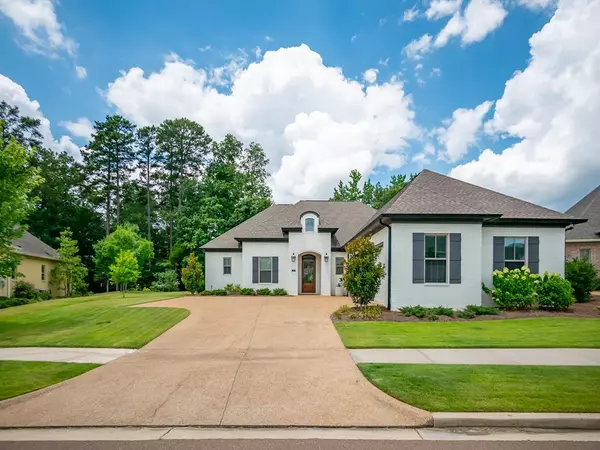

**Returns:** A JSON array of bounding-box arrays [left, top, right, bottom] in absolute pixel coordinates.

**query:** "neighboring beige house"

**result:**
[[566, 184, 600, 272], [0, 232, 61, 297]]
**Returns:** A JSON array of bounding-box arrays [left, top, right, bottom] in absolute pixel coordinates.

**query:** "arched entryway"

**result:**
[[300, 253, 318, 294]]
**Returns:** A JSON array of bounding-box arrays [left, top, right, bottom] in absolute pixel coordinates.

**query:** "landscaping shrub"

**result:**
[[271, 288, 288, 296], [565, 258, 597, 303], [464, 304, 499, 315], [431, 306, 454, 317], [457, 310, 476, 319], [224, 283, 242, 294], [212, 289, 228, 296], [12, 281, 39, 300], [181, 253, 204, 294], [199, 290, 213, 296], [0, 297, 37, 309], [482, 266, 540, 310], [255, 288, 271, 296], [398, 305, 440, 321], [150, 269, 179, 292], [336, 304, 351, 314], [38, 291, 53, 301], [360, 304, 383, 319], [240, 288, 255, 295], [536, 272, 574, 310], [342, 236, 386, 307]]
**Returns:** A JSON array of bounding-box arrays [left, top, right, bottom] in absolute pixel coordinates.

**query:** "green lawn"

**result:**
[[335, 318, 600, 348], [0, 291, 188, 348], [359, 364, 600, 412], [0, 361, 100, 401]]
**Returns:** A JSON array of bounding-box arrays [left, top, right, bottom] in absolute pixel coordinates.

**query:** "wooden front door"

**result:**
[[301, 254, 316, 293]]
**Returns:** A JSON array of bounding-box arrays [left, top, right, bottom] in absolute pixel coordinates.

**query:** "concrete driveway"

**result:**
[[0, 295, 431, 427]]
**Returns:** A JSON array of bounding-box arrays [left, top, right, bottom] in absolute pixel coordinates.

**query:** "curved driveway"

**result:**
[[0, 295, 431, 427]]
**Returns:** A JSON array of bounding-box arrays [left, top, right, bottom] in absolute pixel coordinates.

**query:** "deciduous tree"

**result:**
[[110, 250, 140, 297], [51, 229, 88, 297]]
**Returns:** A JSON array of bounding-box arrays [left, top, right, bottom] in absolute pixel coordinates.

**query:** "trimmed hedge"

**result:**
[[0, 297, 40, 309]]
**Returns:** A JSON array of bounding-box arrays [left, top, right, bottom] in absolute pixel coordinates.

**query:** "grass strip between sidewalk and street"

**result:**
[[0, 291, 188, 348], [335, 318, 600, 348], [359, 363, 600, 412], [0, 361, 100, 401]]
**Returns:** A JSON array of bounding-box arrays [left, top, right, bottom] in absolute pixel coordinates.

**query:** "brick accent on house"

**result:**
[[566, 241, 600, 272]]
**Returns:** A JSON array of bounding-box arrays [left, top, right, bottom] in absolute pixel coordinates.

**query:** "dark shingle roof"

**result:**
[[566, 184, 600, 240], [12, 232, 59, 260], [378, 170, 579, 220], [201, 201, 375, 250]]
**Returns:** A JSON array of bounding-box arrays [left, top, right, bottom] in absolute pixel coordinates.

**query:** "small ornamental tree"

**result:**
[[565, 258, 597, 303], [109, 250, 140, 297], [341, 236, 386, 307], [181, 253, 204, 294], [51, 228, 88, 297]]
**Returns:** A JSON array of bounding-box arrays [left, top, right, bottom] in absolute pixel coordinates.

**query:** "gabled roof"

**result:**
[[201, 201, 376, 250], [566, 184, 600, 240], [12, 232, 59, 261]]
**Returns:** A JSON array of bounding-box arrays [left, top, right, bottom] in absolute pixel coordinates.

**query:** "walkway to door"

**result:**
[[0, 295, 431, 427]]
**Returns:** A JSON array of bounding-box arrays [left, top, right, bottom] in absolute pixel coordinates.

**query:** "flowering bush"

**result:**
[[536, 272, 574, 310], [482, 266, 540, 310]]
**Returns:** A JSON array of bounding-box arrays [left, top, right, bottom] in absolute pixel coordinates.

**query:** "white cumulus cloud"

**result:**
[[451, 0, 600, 209], [425, 0, 463, 20], [403, 34, 433, 60], [363, 68, 378, 83], [402, 6, 420, 22], [518, 0, 556, 10], [75, 65, 87, 79], [60, 117, 94, 141], [103, 44, 419, 202], [437, 100, 493, 162], [0, 0, 76, 57], [0, 74, 80, 156]]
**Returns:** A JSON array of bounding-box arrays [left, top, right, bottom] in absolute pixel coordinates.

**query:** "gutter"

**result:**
[[379, 218, 392, 311]]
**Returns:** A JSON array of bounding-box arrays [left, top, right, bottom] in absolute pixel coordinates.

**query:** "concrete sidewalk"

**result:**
[[349, 348, 600, 365], [0, 348, 136, 364]]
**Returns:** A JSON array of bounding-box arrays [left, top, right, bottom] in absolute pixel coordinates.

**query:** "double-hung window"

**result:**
[[504, 237, 526, 270], [425, 234, 447, 283], [223, 257, 232, 275], [305, 218, 315, 232], [335, 257, 344, 275], [580, 249, 591, 261], [259, 257, 273, 283]]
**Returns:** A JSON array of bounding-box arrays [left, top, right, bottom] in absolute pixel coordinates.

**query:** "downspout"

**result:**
[[379, 219, 392, 310]]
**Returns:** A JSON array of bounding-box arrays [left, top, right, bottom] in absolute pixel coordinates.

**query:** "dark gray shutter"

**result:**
[[272, 257, 279, 283], [493, 237, 505, 271], [449, 233, 461, 284], [528, 237, 539, 274], [413, 233, 425, 283], [252, 257, 259, 283]]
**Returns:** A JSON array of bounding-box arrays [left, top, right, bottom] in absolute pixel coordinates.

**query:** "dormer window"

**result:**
[[305, 218, 315, 232]]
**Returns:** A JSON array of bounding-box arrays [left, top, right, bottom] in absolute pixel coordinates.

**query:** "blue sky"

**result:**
[[0, 0, 597, 210]]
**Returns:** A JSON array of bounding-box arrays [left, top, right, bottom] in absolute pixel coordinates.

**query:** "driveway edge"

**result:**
[[433, 412, 600, 429]]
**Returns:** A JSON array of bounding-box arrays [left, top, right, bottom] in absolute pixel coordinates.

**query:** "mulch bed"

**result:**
[[332, 293, 600, 322]]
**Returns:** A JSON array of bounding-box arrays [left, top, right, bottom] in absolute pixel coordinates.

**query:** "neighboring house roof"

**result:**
[[203, 169, 585, 251], [12, 232, 59, 261], [201, 201, 376, 250], [565, 184, 600, 241]]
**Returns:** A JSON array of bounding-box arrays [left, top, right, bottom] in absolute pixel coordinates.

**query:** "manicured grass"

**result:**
[[0, 361, 100, 401], [335, 318, 600, 348], [359, 363, 600, 412], [0, 291, 188, 348]]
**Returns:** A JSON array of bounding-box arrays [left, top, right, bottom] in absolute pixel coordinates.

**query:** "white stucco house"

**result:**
[[201, 170, 585, 309]]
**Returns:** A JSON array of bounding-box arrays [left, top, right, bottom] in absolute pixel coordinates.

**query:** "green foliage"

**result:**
[[181, 253, 204, 294], [271, 288, 288, 296], [464, 304, 500, 315], [360, 304, 383, 319], [331, 170, 416, 209], [200, 289, 228, 296], [536, 272, 575, 310], [0, 297, 38, 309], [399, 305, 441, 321], [457, 310, 476, 319], [565, 258, 597, 303], [110, 251, 141, 296], [12, 281, 38, 300], [255, 288, 271, 295], [342, 237, 386, 306], [50, 228, 88, 297], [150, 269, 179, 292], [94, 223, 154, 286], [431, 306, 454, 317], [240, 288, 255, 295], [0, 134, 44, 278], [482, 266, 540, 310], [224, 283, 242, 294]]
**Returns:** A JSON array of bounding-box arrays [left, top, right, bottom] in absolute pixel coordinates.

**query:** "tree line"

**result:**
[[0, 101, 271, 292]]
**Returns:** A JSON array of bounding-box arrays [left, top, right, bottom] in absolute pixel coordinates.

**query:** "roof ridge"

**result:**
[[566, 184, 600, 216]]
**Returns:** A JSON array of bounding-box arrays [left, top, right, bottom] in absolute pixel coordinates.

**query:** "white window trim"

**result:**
[[258, 257, 273, 284], [335, 257, 344, 275], [223, 257, 232, 275], [424, 233, 449, 285], [504, 237, 528, 269]]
